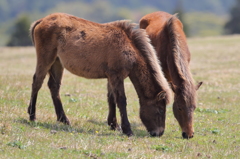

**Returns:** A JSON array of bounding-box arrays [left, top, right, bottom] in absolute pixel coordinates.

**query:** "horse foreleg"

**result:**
[[107, 82, 120, 130], [108, 78, 133, 136], [48, 58, 70, 125]]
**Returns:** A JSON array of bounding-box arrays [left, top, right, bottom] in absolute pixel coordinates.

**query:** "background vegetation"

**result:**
[[224, 0, 240, 34], [0, 0, 238, 46], [0, 35, 240, 158], [0, 1, 240, 158]]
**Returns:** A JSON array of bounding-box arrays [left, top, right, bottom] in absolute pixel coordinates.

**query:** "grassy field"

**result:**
[[0, 35, 240, 158]]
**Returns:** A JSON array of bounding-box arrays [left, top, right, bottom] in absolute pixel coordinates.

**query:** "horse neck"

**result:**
[[168, 49, 196, 104], [163, 15, 196, 101], [170, 56, 193, 87], [128, 56, 167, 100]]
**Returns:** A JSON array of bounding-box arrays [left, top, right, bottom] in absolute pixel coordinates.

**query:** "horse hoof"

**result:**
[[182, 132, 194, 139], [58, 118, 71, 125], [123, 130, 133, 137], [65, 120, 71, 125], [29, 116, 36, 121], [64, 119, 71, 125], [127, 132, 134, 137], [126, 132, 134, 137], [109, 123, 121, 131]]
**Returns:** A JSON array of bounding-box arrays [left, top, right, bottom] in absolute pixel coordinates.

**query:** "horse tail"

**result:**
[[29, 19, 42, 46], [166, 14, 192, 82]]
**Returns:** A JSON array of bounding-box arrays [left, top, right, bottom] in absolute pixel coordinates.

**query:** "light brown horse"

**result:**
[[140, 11, 202, 139], [28, 13, 172, 137]]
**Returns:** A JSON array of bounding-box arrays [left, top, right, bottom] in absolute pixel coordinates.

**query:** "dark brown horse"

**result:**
[[28, 13, 172, 136], [140, 11, 202, 139]]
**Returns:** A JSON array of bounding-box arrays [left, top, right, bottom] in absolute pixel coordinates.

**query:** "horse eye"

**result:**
[[159, 110, 164, 114], [156, 109, 163, 115], [193, 105, 196, 110], [178, 107, 182, 111]]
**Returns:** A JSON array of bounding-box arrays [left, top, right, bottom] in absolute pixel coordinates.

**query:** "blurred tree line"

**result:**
[[6, 15, 32, 46], [224, 0, 240, 34], [1, 0, 240, 46]]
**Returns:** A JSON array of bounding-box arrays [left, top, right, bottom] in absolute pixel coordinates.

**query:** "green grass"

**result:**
[[0, 36, 240, 158]]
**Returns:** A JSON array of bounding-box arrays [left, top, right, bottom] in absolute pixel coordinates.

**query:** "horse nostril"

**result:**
[[150, 132, 157, 137], [182, 132, 188, 139], [182, 132, 194, 139], [159, 130, 164, 136], [150, 130, 164, 137]]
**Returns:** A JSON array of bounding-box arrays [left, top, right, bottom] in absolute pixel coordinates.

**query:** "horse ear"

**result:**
[[157, 91, 166, 101], [196, 82, 203, 90], [139, 19, 149, 29], [169, 82, 177, 93]]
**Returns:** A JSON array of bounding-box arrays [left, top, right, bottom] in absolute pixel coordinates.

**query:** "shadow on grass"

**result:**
[[16, 118, 86, 133], [15, 118, 149, 138], [87, 119, 148, 136]]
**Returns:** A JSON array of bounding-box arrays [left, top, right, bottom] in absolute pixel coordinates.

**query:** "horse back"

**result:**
[[31, 13, 137, 79]]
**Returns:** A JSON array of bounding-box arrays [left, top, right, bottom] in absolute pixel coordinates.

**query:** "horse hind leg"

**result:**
[[28, 60, 51, 121], [47, 57, 70, 125], [28, 47, 58, 123], [28, 73, 44, 121], [107, 82, 120, 131]]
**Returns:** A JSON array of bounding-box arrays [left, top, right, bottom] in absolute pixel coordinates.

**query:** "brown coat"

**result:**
[[140, 11, 202, 138], [28, 13, 172, 137]]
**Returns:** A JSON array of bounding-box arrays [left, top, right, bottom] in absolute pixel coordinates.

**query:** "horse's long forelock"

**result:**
[[167, 15, 196, 105]]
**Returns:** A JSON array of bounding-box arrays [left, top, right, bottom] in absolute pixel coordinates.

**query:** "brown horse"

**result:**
[[28, 13, 172, 137], [140, 11, 202, 139]]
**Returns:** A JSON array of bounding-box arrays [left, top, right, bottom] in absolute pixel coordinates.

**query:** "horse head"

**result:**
[[139, 91, 168, 137], [171, 82, 202, 139]]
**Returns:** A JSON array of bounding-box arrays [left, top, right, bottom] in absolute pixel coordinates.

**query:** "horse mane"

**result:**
[[167, 14, 196, 104], [109, 20, 171, 104], [131, 27, 172, 104]]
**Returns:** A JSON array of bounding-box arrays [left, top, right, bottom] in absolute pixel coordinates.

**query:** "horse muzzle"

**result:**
[[149, 127, 165, 137], [182, 132, 194, 139]]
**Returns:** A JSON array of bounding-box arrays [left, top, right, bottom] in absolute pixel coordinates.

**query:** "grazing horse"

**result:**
[[140, 11, 202, 139], [28, 13, 172, 137]]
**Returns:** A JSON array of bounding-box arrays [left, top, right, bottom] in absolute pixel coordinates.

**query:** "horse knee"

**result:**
[[32, 73, 46, 91], [47, 77, 60, 90], [47, 79, 54, 89], [117, 95, 127, 108]]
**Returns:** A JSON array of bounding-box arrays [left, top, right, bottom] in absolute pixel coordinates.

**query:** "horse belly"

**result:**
[[58, 52, 107, 79]]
